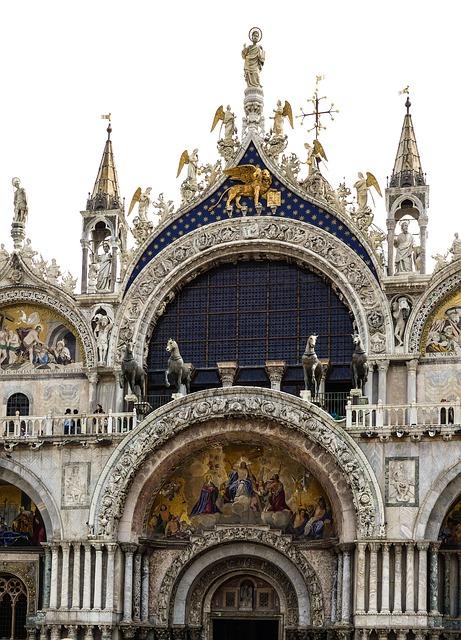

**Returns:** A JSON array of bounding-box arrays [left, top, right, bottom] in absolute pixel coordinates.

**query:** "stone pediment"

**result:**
[[124, 134, 381, 293]]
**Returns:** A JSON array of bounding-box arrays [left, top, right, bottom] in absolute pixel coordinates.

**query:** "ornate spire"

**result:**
[[389, 96, 425, 188], [86, 120, 122, 211]]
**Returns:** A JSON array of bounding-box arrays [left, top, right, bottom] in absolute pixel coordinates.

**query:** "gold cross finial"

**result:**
[[297, 75, 338, 140]]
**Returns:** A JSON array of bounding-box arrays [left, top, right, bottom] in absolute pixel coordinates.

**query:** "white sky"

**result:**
[[0, 0, 459, 281]]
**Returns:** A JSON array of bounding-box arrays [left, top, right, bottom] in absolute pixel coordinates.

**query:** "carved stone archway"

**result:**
[[89, 388, 384, 540], [413, 459, 461, 540], [0, 286, 97, 368], [406, 264, 461, 353], [112, 217, 392, 365], [156, 530, 323, 631], [0, 458, 63, 540]]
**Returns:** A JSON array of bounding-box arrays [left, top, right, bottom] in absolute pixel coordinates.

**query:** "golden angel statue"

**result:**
[[272, 100, 294, 137], [177, 149, 199, 185], [209, 164, 272, 211], [211, 105, 236, 142], [128, 187, 152, 222], [354, 172, 382, 211], [242, 27, 265, 88], [304, 139, 328, 176]]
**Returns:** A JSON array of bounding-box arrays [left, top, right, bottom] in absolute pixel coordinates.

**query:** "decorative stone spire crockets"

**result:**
[[86, 123, 122, 211], [389, 97, 425, 188]]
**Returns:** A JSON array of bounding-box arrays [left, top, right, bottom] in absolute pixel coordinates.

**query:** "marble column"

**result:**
[[81, 239, 89, 293], [71, 543, 81, 609], [394, 543, 402, 614], [336, 550, 343, 622], [133, 552, 142, 622], [341, 548, 352, 622], [368, 542, 379, 613], [443, 552, 451, 616], [42, 544, 52, 609], [122, 544, 137, 622], [381, 542, 390, 613], [60, 542, 70, 610], [406, 542, 415, 613], [377, 360, 389, 404], [49, 543, 59, 610], [406, 359, 418, 424], [87, 372, 99, 417], [265, 360, 286, 391], [93, 543, 103, 610], [141, 553, 150, 622], [458, 552, 461, 617], [419, 219, 428, 275], [364, 361, 374, 402], [387, 218, 396, 276], [105, 543, 117, 610], [356, 543, 366, 614], [429, 542, 440, 615], [417, 542, 429, 614], [39, 626, 48, 640], [82, 543, 92, 610]]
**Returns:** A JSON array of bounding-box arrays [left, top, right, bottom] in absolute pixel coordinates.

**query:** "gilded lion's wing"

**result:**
[[224, 164, 258, 184], [211, 105, 225, 132], [283, 100, 294, 128], [313, 139, 328, 161], [366, 171, 382, 196], [176, 150, 189, 178], [128, 187, 142, 216]]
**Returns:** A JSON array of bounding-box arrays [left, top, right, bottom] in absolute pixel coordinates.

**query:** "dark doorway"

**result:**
[[213, 618, 278, 640]]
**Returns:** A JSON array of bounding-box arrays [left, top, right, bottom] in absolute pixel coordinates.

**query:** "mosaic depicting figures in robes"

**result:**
[[0, 481, 46, 547], [423, 291, 461, 355], [0, 304, 82, 370], [145, 444, 334, 541]]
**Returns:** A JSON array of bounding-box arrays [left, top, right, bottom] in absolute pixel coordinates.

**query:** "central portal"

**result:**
[[213, 618, 279, 640]]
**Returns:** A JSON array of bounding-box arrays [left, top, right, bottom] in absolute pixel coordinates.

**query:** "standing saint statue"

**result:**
[[449, 232, 461, 261], [96, 242, 113, 291], [242, 27, 265, 88], [12, 177, 28, 223], [394, 220, 415, 273]]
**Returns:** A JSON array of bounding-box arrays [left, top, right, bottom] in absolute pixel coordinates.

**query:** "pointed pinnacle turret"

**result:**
[[389, 96, 425, 188], [86, 121, 122, 211]]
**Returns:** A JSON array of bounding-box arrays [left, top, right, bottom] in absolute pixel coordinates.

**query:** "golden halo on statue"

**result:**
[[248, 26, 262, 43]]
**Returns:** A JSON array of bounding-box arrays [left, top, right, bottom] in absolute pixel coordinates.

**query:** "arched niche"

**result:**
[[0, 459, 62, 540]]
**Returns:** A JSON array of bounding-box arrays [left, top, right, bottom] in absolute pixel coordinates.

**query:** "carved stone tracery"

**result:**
[[113, 218, 391, 364], [90, 388, 384, 540]]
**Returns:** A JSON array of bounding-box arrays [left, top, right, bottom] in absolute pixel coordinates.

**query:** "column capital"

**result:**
[[265, 360, 286, 389], [377, 359, 390, 372], [430, 541, 441, 552], [382, 541, 391, 552], [417, 541, 430, 551], [105, 542, 118, 553], [368, 541, 380, 552], [98, 627, 113, 640], [61, 541, 71, 551], [216, 361, 238, 387], [406, 358, 419, 372], [65, 627, 78, 640], [121, 543, 138, 555]]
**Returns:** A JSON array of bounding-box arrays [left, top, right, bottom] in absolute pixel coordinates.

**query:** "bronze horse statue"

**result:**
[[302, 334, 324, 401], [165, 339, 192, 394], [120, 342, 146, 400], [351, 334, 368, 392]]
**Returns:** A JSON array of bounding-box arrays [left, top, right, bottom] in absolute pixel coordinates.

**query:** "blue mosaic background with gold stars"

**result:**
[[125, 144, 377, 292]]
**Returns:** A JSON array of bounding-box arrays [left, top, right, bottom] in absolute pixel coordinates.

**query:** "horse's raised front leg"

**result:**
[[165, 369, 170, 388], [303, 365, 309, 391]]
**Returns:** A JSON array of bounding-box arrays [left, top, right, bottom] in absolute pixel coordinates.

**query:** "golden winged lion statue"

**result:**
[[209, 164, 272, 211]]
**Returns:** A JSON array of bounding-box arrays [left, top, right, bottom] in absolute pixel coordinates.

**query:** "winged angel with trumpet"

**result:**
[[209, 164, 272, 211]]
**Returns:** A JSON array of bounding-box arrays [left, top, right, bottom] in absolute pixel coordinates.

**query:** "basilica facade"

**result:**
[[1, 29, 461, 640]]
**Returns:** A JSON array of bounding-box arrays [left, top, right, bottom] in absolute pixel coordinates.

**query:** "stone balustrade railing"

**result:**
[[0, 411, 137, 439], [346, 399, 461, 432]]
